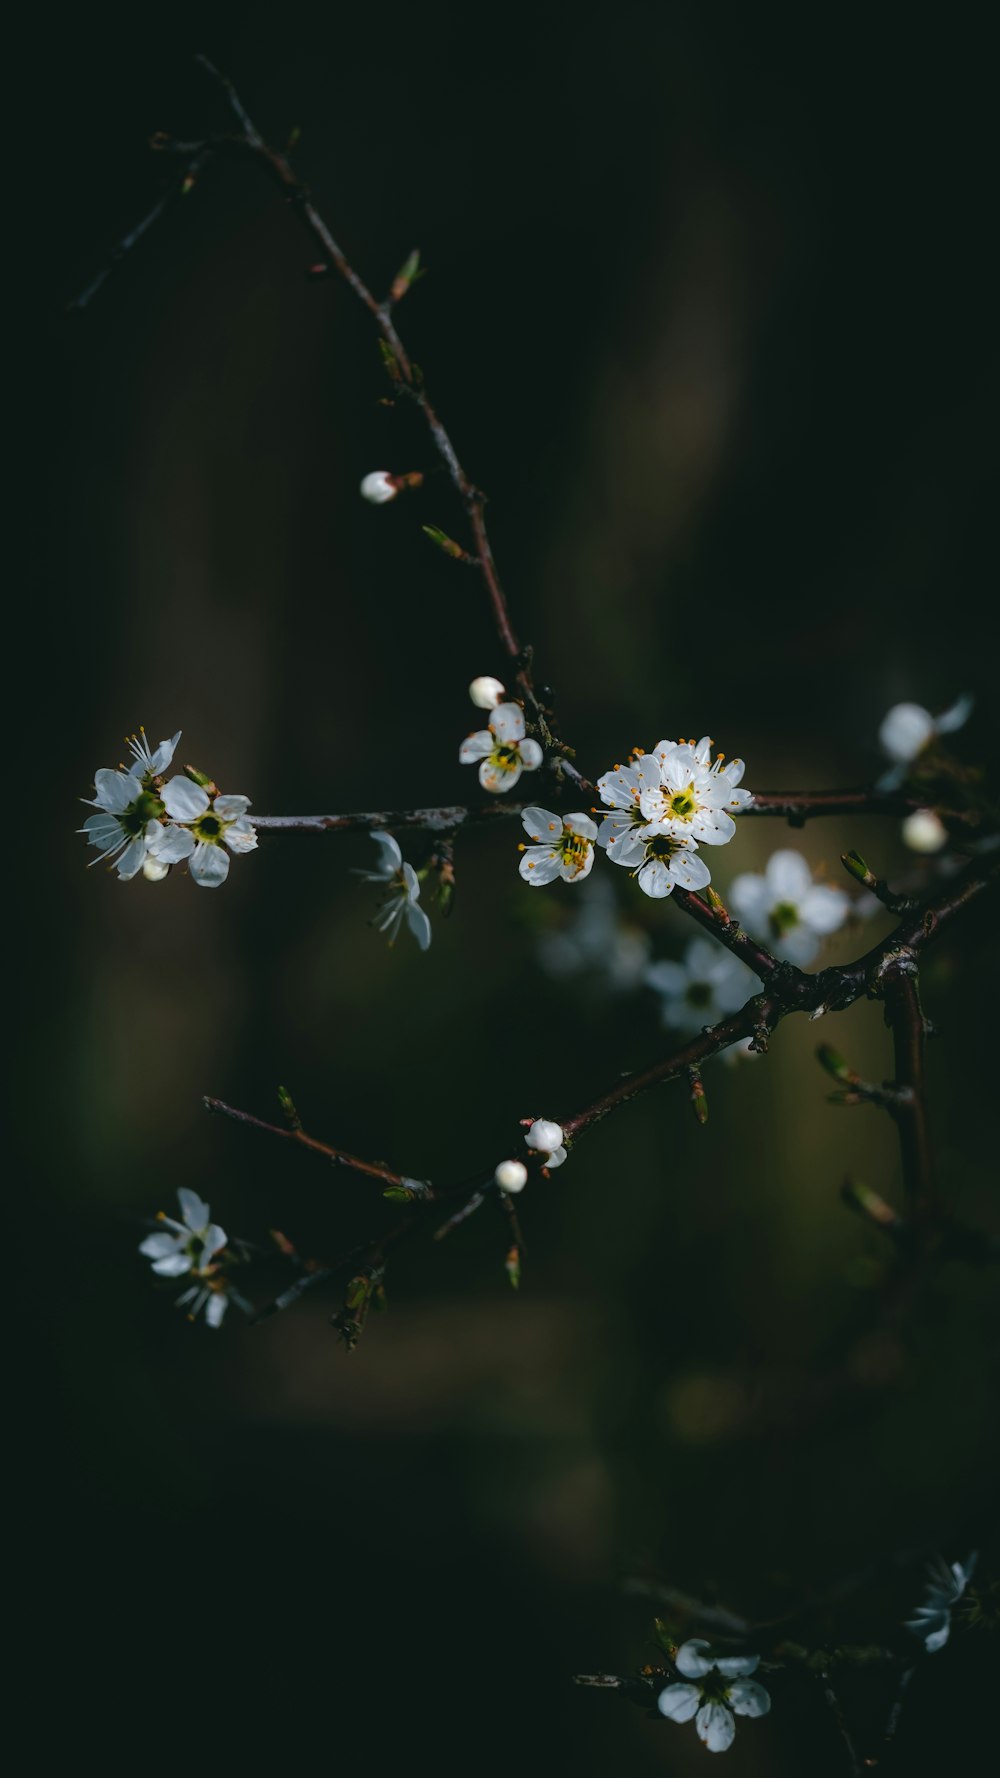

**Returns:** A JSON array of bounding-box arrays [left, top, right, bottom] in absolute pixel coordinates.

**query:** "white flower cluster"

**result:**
[[657, 1640, 770, 1754], [80, 729, 257, 888], [138, 1188, 236, 1327], [508, 728, 752, 899]]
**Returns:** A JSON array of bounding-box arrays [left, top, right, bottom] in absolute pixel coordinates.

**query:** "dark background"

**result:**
[[18, 3, 998, 1771]]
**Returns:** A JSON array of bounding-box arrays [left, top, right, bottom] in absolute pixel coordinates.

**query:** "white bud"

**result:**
[[525, 1118, 564, 1155], [469, 675, 506, 710], [360, 470, 397, 505], [879, 702, 934, 763], [902, 808, 948, 854], [495, 1159, 528, 1193], [142, 856, 170, 882]]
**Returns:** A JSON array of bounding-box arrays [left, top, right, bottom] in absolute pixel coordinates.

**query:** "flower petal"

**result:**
[[405, 901, 433, 951], [675, 1640, 714, 1679], [657, 1684, 701, 1724], [214, 795, 251, 820], [565, 812, 598, 840], [115, 837, 148, 881], [480, 756, 522, 793], [151, 1253, 192, 1277], [139, 1232, 184, 1259], [519, 846, 563, 885], [204, 1292, 228, 1328], [696, 1701, 736, 1752], [162, 777, 210, 822], [178, 1188, 210, 1231], [636, 858, 676, 898], [715, 1654, 759, 1679], [726, 1680, 769, 1717], [522, 806, 563, 843], [459, 729, 494, 763], [147, 821, 196, 862], [489, 702, 525, 743], [93, 768, 142, 813], [518, 738, 544, 770], [800, 884, 849, 935], [190, 843, 231, 887]]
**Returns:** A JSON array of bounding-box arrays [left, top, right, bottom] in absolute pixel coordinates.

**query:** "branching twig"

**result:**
[[203, 1093, 422, 1191]]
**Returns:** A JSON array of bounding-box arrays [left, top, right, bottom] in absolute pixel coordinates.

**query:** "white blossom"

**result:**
[[356, 830, 432, 950], [125, 727, 181, 781], [524, 1118, 566, 1169], [879, 694, 972, 765], [360, 470, 398, 504], [727, 849, 849, 966], [537, 875, 651, 990], [459, 702, 543, 793], [80, 756, 192, 883], [139, 1187, 231, 1327], [905, 1553, 977, 1653], [657, 1640, 770, 1754], [902, 808, 948, 853], [495, 1159, 528, 1193], [469, 675, 506, 710], [519, 807, 598, 885], [160, 777, 258, 888], [595, 753, 712, 897], [142, 855, 170, 883], [638, 737, 754, 848], [647, 937, 757, 1038]]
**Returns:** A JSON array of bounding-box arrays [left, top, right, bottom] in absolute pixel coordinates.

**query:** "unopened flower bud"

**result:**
[[879, 702, 935, 763], [469, 675, 506, 710], [495, 1159, 528, 1193], [142, 856, 170, 882], [525, 1118, 563, 1154], [360, 470, 398, 505], [902, 808, 948, 853]]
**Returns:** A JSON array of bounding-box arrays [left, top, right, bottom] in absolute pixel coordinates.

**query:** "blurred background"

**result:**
[[20, 2, 998, 1770]]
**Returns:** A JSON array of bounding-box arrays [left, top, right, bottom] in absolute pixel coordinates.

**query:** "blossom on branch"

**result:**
[[359, 470, 398, 504], [460, 701, 543, 792], [646, 937, 757, 1039], [657, 1640, 770, 1754], [524, 1118, 566, 1169], [595, 754, 712, 897], [356, 830, 432, 950], [495, 1159, 528, 1193], [469, 675, 506, 709], [160, 777, 258, 887], [727, 849, 849, 966], [519, 807, 598, 885], [905, 1553, 977, 1653], [638, 737, 753, 848], [80, 728, 189, 881], [879, 695, 972, 766], [138, 1187, 232, 1328]]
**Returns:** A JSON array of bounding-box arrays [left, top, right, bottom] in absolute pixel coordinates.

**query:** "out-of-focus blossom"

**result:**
[[355, 830, 432, 951], [905, 1553, 977, 1653], [727, 849, 849, 966], [657, 1640, 770, 1754], [469, 675, 506, 709], [902, 808, 949, 853], [495, 1159, 528, 1193]]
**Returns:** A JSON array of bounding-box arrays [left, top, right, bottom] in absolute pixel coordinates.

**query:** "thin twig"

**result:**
[[881, 970, 934, 1220], [203, 1094, 418, 1190]]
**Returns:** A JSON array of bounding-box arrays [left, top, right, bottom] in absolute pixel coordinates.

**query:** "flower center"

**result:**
[[669, 787, 697, 820], [769, 900, 800, 938], [121, 790, 165, 835], [558, 832, 591, 874], [686, 981, 713, 1008], [193, 812, 224, 843], [492, 743, 521, 773]]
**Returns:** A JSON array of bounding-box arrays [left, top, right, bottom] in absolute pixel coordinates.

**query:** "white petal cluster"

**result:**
[[138, 1187, 231, 1328], [524, 1118, 566, 1169], [519, 807, 598, 885], [469, 675, 506, 710], [360, 470, 398, 504], [80, 730, 257, 889], [905, 1553, 976, 1653], [595, 737, 751, 900], [879, 694, 972, 765], [647, 937, 757, 1039], [902, 808, 948, 854], [657, 1640, 770, 1754], [159, 777, 258, 888], [727, 850, 849, 966], [356, 831, 432, 951], [494, 1159, 528, 1193], [460, 701, 543, 792]]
